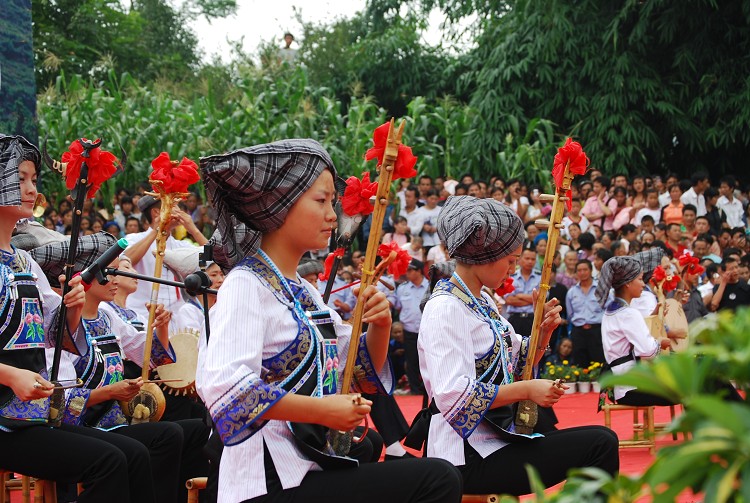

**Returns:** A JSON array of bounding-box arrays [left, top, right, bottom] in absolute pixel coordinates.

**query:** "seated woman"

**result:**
[[595, 256, 673, 406], [196, 139, 462, 503], [0, 134, 130, 502], [416, 196, 619, 496]]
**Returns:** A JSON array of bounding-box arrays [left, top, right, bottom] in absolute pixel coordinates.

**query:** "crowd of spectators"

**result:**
[[34, 170, 750, 392]]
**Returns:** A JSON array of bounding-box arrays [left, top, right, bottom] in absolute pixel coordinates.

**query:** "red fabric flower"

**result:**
[[552, 138, 589, 211], [377, 242, 412, 278], [61, 138, 119, 199], [678, 253, 705, 276], [341, 173, 378, 216], [495, 277, 515, 296], [150, 152, 200, 194], [364, 122, 418, 181], [319, 248, 345, 282], [651, 265, 680, 292]]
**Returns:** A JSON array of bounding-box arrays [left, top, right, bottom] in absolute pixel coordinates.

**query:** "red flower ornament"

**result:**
[[678, 253, 705, 276], [319, 248, 345, 282], [365, 122, 418, 181], [552, 138, 589, 211], [651, 265, 680, 292], [341, 173, 378, 216], [150, 152, 200, 194], [495, 277, 515, 296], [61, 138, 119, 198], [377, 242, 412, 278]]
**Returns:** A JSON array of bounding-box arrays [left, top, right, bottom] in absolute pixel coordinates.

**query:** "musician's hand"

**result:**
[[60, 274, 86, 309], [147, 303, 172, 329], [526, 379, 566, 407], [106, 378, 143, 401], [172, 208, 199, 234], [353, 285, 391, 328], [532, 290, 562, 334], [10, 368, 54, 401], [321, 394, 372, 431], [658, 337, 672, 350]]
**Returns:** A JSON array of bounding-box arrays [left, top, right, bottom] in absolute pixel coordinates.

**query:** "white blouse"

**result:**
[[418, 291, 525, 466], [196, 267, 391, 502]]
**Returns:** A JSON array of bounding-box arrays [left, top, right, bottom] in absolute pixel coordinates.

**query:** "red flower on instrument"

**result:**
[[678, 252, 705, 276], [61, 139, 120, 198], [651, 265, 680, 292], [495, 277, 515, 296], [365, 122, 418, 181], [552, 138, 589, 210], [341, 173, 378, 216], [319, 248, 345, 282], [377, 242, 412, 278], [150, 152, 200, 194]]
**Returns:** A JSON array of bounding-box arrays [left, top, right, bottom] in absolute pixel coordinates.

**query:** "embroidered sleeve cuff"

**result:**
[[212, 377, 287, 446], [513, 336, 532, 382], [62, 387, 91, 426], [445, 381, 499, 439], [148, 332, 176, 368], [350, 333, 394, 395], [47, 310, 86, 356]]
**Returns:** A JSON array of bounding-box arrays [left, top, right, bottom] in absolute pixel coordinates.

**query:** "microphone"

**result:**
[[80, 238, 129, 286]]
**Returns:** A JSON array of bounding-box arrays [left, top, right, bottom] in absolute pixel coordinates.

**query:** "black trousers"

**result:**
[[459, 426, 619, 496], [244, 444, 463, 503], [570, 324, 605, 367], [507, 313, 534, 340], [0, 423, 132, 503], [403, 329, 426, 399], [365, 393, 409, 445]]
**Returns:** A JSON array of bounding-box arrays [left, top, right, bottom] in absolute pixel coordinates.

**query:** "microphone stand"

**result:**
[[101, 268, 217, 296]]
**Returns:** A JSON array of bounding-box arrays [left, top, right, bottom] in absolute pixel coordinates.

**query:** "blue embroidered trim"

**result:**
[[351, 334, 393, 395], [447, 381, 499, 439], [149, 332, 175, 367], [213, 377, 287, 446], [0, 394, 49, 423], [94, 402, 129, 430], [106, 302, 145, 331], [62, 387, 91, 426]]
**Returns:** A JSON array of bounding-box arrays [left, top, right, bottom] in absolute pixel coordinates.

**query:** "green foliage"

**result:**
[[416, 0, 750, 177], [0, 0, 38, 141]]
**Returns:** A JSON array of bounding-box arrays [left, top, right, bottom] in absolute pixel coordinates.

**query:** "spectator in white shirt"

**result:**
[[718, 175, 744, 228], [680, 171, 710, 216], [399, 185, 425, 237]]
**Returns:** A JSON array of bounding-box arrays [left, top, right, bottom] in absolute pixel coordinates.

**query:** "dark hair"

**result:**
[[120, 195, 133, 206], [723, 247, 741, 260], [655, 222, 667, 232], [621, 223, 636, 235], [644, 188, 658, 197], [425, 189, 439, 198], [679, 179, 692, 193], [641, 215, 655, 224], [694, 232, 713, 245], [595, 248, 614, 262], [720, 175, 736, 189], [667, 222, 682, 231], [576, 259, 593, 271], [418, 174, 433, 183], [567, 222, 581, 230], [704, 187, 719, 200], [682, 204, 697, 215], [594, 176, 610, 189], [404, 185, 420, 199], [578, 232, 596, 250], [691, 171, 709, 187], [731, 227, 746, 238], [613, 186, 627, 198], [721, 256, 739, 271], [610, 241, 625, 254]]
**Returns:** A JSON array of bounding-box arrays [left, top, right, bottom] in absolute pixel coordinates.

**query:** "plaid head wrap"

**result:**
[[595, 256, 642, 307], [634, 247, 665, 283], [201, 139, 336, 271], [0, 134, 41, 207], [30, 231, 118, 288], [437, 196, 524, 265]]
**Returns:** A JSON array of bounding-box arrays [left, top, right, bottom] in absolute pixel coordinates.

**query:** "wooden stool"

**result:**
[[462, 495, 499, 503], [1, 472, 32, 503], [186, 477, 207, 503], [602, 403, 656, 454]]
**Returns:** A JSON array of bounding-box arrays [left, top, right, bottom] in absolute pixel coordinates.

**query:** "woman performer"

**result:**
[[596, 256, 673, 406], [417, 196, 618, 496], [197, 139, 462, 503], [0, 134, 130, 502]]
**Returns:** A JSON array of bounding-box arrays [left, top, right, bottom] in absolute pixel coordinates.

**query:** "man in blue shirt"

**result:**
[[565, 259, 606, 366], [394, 259, 429, 398], [505, 246, 541, 338]]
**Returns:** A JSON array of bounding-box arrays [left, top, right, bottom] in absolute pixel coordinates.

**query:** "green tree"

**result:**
[[415, 0, 750, 177]]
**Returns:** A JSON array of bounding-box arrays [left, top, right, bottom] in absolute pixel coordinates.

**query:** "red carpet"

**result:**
[[9, 392, 699, 502]]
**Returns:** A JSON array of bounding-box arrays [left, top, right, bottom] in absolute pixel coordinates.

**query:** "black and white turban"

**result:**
[[30, 232, 118, 288], [201, 139, 336, 271], [0, 134, 41, 207], [595, 256, 642, 307], [436, 196, 524, 265], [634, 247, 665, 283]]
